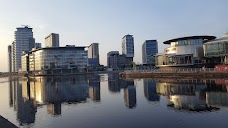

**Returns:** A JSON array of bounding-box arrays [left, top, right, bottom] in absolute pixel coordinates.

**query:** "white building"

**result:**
[[12, 26, 34, 72], [88, 43, 100, 65], [45, 33, 59, 47]]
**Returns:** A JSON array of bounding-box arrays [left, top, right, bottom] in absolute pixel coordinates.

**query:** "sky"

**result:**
[[0, 0, 228, 72]]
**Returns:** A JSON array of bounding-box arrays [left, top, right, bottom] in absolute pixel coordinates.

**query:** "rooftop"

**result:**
[[163, 36, 216, 44]]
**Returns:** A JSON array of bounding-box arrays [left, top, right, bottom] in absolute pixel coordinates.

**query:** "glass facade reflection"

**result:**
[[4, 75, 228, 128]]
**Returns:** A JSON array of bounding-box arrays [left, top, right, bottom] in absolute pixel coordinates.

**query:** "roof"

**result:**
[[31, 46, 87, 52], [205, 33, 228, 44], [163, 36, 216, 44]]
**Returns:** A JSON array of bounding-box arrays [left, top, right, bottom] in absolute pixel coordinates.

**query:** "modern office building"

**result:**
[[204, 33, 228, 66], [107, 51, 120, 69], [11, 26, 34, 72], [88, 43, 99, 66], [122, 34, 134, 63], [107, 51, 133, 70], [28, 46, 88, 75], [142, 40, 158, 65], [45, 33, 59, 47], [35, 43, 42, 48], [8, 45, 12, 73], [155, 36, 216, 69]]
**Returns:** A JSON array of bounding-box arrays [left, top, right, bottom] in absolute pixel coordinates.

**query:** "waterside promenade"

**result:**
[[120, 68, 228, 79]]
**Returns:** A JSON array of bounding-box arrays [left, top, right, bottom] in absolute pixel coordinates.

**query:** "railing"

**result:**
[[123, 68, 228, 73]]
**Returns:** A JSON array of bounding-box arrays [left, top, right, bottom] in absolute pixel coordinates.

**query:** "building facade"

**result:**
[[107, 51, 119, 69], [8, 45, 12, 73], [45, 33, 59, 47], [12, 26, 34, 72], [21, 51, 29, 72], [204, 33, 228, 66], [88, 43, 99, 66], [122, 34, 134, 58], [142, 40, 158, 65], [29, 46, 88, 75], [155, 36, 216, 69], [35, 43, 42, 48]]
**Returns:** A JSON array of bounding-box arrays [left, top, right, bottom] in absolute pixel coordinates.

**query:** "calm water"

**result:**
[[0, 74, 228, 128]]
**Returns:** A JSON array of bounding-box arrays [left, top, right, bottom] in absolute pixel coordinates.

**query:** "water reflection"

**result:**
[[8, 75, 101, 125], [143, 80, 160, 102], [108, 73, 136, 108], [156, 79, 219, 112], [6, 75, 228, 127]]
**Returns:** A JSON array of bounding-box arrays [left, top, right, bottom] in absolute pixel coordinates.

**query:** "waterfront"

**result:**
[[1, 74, 228, 128]]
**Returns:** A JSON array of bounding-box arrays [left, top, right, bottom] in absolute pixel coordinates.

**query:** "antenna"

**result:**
[[21, 25, 30, 28]]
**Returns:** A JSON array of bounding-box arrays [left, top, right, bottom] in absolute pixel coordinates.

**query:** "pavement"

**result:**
[[0, 116, 18, 128]]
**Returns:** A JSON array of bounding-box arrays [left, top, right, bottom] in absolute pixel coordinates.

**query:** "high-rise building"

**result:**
[[8, 45, 12, 73], [35, 43, 42, 48], [142, 40, 158, 65], [88, 43, 99, 66], [122, 34, 134, 58], [12, 26, 34, 72], [45, 33, 59, 47]]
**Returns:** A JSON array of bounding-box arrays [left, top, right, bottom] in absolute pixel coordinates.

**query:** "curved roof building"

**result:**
[[155, 35, 216, 69], [163, 36, 216, 44]]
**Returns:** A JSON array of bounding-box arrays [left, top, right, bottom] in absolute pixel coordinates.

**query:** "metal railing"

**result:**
[[124, 68, 228, 73]]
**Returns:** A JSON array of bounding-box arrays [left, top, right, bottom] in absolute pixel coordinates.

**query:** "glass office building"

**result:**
[[29, 46, 88, 74], [142, 40, 158, 65], [204, 33, 228, 65], [155, 36, 216, 69]]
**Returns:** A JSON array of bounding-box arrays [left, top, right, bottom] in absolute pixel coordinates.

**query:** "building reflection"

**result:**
[[124, 84, 136, 109], [88, 75, 101, 102], [108, 74, 136, 109], [8, 75, 101, 125], [143, 79, 160, 102], [206, 79, 228, 108], [156, 80, 218, 112]]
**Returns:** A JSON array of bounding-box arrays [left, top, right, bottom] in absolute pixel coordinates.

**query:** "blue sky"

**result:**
[[0, 0, 228, 72]]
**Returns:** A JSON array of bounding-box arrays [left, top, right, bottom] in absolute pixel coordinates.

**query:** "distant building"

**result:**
[[204, 33, 228, 67], [107, 51, 120, 69], [122, 34, 134, 58], [122, 34, 134, 65], [21, 51, 29, 72], [35, 43, 42, 48], [8, 45, 12, 73], [11, 26, 34, 72], [28, 46, 88, 75], [142, 40, 158, 65], [155, 36, 216, 69], [45, 33, 59, 47], [88, 43, 99, 66]]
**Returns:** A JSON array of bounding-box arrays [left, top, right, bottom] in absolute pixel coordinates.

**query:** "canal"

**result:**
[[0, 74, 228, 128]]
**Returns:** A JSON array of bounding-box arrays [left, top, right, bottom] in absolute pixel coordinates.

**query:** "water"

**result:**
[[0, 74, 228, 128]]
